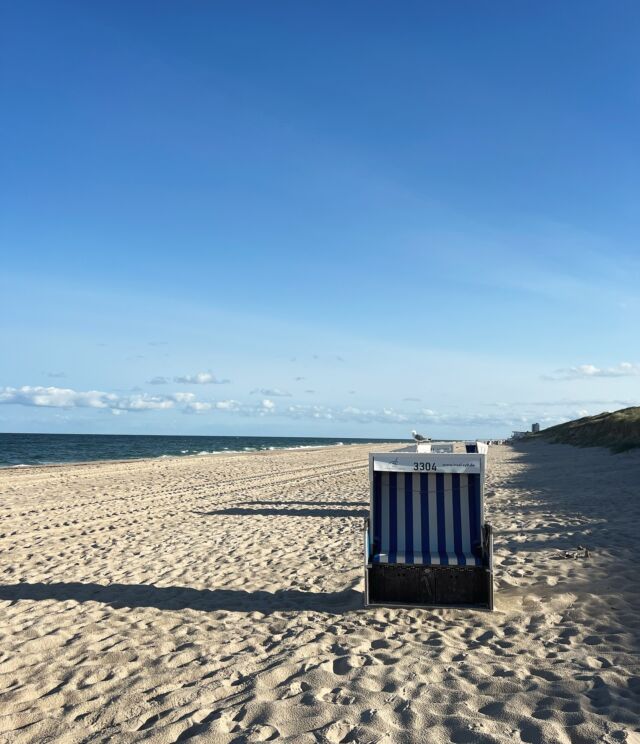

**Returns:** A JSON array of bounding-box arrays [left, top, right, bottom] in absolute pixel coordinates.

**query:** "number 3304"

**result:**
[[413, 462, 437, 471]]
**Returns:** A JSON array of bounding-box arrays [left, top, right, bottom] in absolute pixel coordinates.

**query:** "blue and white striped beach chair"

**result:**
[[364, 450, 494, 609]]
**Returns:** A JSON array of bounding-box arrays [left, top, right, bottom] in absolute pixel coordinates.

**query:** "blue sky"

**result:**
[[2, 1, 639, 438]]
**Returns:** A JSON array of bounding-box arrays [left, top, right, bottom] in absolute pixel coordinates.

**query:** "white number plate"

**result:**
[[373, 454, 482, 474]]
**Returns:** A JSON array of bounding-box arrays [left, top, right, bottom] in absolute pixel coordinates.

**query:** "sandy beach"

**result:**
[[1, 442, 639, 743]]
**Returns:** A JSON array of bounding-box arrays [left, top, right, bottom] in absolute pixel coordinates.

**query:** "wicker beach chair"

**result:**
[[364, 450, 494, 609]]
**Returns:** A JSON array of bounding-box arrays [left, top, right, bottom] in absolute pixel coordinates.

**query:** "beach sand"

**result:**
[[1, 442, 639, 743]]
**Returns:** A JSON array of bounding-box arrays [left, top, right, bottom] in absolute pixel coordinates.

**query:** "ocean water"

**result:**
[[0, 433, 404, 468]]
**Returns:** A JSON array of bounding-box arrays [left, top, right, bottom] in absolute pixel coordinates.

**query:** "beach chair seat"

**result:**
[[373, 550, 481, 566], [365, 453, 494, 610]]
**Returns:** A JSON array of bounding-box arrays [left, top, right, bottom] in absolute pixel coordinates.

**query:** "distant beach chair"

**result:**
[[364, 449, 494, 610], [465, 441, 489, 454], [429, 442, 454, 453]]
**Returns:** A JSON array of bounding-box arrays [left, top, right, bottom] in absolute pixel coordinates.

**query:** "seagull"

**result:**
[[411, 430, 430, 442]]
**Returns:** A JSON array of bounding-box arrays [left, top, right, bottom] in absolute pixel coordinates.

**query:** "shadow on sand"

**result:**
[[497, 441, 640, 555], [0, 581, 362, 614], [194, 507, 369, 518], [236, 500, 366, 508]]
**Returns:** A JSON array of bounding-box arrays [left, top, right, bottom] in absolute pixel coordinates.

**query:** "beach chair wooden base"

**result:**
[[366, 564, 493, 610]]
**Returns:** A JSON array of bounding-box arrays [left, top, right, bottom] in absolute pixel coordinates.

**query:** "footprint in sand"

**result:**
[[478, 701, 506, 717], [318, 687, 356, 705], [360, 709, 377, 723], [280, 680, 311, 699], [240, 724, 280, 741], [329, 655, 371, 676], [319, 720, 359, 743], [583, 635, 604, 645], [529, 668, 563, 682]]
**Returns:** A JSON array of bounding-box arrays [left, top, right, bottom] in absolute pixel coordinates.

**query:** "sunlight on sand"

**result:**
[[1, 443, 639, 742]]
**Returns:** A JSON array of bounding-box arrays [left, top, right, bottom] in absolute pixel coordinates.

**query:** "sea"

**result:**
[[0, 433, 404, 468]]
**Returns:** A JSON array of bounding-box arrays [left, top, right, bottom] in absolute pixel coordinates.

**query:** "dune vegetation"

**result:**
[[533, 406, 640, 452]]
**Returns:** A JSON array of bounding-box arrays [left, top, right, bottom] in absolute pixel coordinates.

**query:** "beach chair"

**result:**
[[364, 450, 494, 610], [465, 441, 489, 454], [430, 442, 454, 453]]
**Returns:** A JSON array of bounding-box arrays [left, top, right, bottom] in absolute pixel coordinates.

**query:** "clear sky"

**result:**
[[2, 1, 639, 439]]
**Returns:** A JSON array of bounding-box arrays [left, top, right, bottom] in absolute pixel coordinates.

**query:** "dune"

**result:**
[[0, 442, 639, 742], [532, 406, 640, 453]]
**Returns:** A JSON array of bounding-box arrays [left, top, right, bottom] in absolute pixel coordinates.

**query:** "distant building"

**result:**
[[511, 431, 528, 440], [532, 423, 540, 433]]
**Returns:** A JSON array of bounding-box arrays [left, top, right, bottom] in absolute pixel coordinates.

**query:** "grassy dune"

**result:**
[[533, 406, 640, 452]]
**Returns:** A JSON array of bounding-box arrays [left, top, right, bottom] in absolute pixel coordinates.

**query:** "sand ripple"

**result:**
[[1, 443, 639, 742]]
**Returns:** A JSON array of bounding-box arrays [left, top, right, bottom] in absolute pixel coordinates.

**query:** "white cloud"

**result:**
[[193, 399, 276, 416], [184, 401, 213, 413], [2, 383, 594, 433], [173, 398, 541, 428], [545, 362, 640, 381], [283, 404, 408, 424], [215, 399, 240, 410], [123, 395, 175, 411], [185, 399, 242, 414], [0, 386, 113, 409], [499, 398, 634, 408], [0, 386, 181, 413], [148, 376, 169, 385], [174, 372, 230, 385], [184, 398, 266, 415], [274, 403, 556, 429], [170, 392, 196, 403], [250, 388, 292, 397]]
